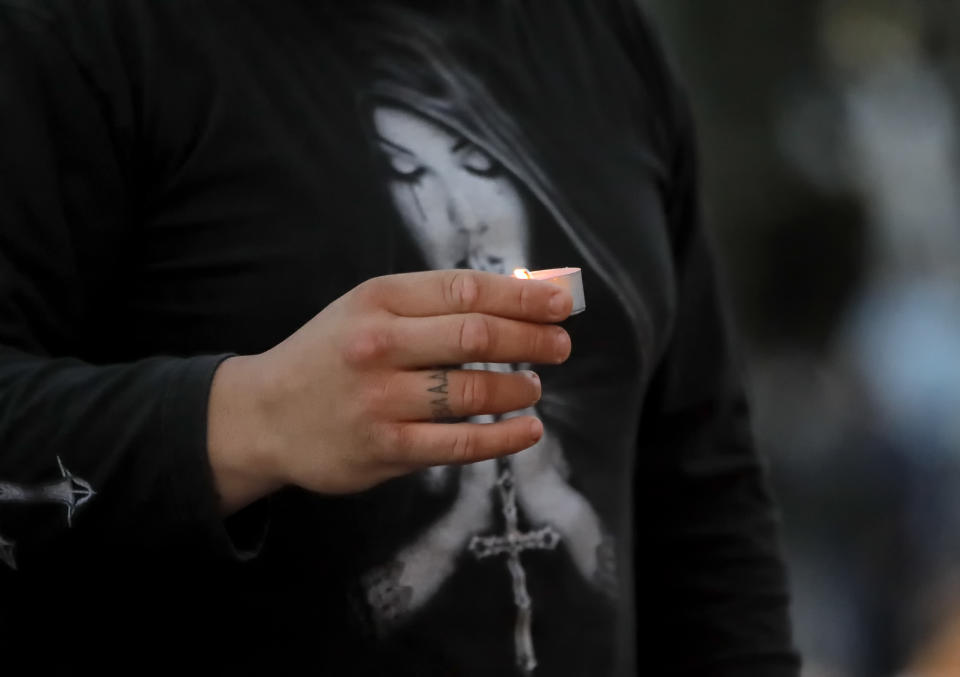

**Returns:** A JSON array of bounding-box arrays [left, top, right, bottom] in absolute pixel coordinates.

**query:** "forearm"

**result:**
[[0, 348, 245, 568]]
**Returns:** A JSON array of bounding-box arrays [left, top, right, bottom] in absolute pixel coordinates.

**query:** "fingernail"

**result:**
[[529, 418, 543, 439], [549, 290, 567, 316], [522, 370, 540, 384]]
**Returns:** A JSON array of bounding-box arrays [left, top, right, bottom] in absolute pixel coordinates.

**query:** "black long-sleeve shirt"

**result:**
[[0, 1, 798, 674]]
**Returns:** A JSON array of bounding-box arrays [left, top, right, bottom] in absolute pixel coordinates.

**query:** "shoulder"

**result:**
[[598, 1, 690, 142]]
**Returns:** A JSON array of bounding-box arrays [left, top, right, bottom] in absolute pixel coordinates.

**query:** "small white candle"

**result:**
[[514, 267, 586, 315]]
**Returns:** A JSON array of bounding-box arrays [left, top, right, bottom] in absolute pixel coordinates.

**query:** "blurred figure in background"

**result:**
[[646, 1, 960, 676]]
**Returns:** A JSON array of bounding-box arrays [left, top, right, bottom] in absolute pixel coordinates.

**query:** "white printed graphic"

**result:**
[[363, 105, 615, 672], [0, 457, 96, 570], [469, 467, 561, 675]]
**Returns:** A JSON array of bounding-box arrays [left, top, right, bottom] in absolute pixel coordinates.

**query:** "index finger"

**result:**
[[368, 270, 573, 322]]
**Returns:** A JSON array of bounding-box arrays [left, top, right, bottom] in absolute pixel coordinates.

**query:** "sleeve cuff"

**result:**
[[160, 353, 270, 563]]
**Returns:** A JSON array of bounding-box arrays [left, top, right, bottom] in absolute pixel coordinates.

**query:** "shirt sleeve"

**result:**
[[620, 4, 802, 675], [0, 4, 255, 571]]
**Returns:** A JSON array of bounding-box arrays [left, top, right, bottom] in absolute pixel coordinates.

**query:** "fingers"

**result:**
[[381, 415, 544, 467], [385, 314, 571, 368], [375, 368, 542, 421], [366, 270, 573, 323]]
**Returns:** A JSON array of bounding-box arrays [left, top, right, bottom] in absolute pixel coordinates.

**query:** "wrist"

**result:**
[[207, 354, 285, 514]]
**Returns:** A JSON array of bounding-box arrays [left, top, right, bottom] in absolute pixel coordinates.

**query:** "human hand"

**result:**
[[208, 270, 572, 511]]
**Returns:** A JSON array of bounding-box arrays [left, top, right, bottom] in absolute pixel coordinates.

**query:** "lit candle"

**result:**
[[513, 267, 586, 315]]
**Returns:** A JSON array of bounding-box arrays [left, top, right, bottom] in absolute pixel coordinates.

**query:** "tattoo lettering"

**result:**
[[427, 368, 456, 423]]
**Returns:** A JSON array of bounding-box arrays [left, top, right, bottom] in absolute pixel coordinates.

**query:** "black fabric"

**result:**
[[0, 0, 798, 674]]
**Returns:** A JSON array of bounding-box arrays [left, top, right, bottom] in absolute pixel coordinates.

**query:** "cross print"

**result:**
[[469, 467, 561, 675], [362, 420, 613, 666], [0, 457, 95, 570]]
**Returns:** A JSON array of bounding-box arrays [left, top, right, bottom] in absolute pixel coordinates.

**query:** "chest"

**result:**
[[95, 3, 676, 372], [98, 12, 398, 357]]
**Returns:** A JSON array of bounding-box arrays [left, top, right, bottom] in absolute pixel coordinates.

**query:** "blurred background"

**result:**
[[644, 1, 960, 676]]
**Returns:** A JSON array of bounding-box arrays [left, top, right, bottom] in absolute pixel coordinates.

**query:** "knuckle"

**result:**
[[379, 422, 412, 459], [446, 271, 480, 312], [449, 429, 477, 464], [354, 277, 385, 306], [360, 421, 387, 465], [530, 324, 551, 358], [458, 315, 492, 359], [361, 423, 394, 467], [459, 373, 490, 413], [517, 280, 535, 316], [361, 376, 393, 418], [343, 325, 392, 366]]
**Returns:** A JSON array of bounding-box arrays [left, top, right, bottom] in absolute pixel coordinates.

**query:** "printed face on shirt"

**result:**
[[373, 106, 530, 273]]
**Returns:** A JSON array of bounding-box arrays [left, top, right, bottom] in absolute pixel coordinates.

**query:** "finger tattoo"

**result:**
[[427, 369, 457, 423]]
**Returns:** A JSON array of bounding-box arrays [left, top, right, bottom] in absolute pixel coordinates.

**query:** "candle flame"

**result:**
[[513, 268, 532, 280]]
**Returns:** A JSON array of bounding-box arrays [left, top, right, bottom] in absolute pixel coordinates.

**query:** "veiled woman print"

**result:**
[[355, 7, 618, 669], [373, 105, 529, 276]]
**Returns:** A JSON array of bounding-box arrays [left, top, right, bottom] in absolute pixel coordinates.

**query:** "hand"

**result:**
[[208, 269, 573, 512]]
